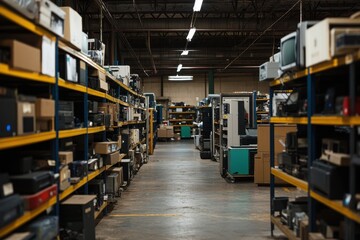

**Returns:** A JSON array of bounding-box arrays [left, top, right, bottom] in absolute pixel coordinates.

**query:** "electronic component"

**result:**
[[59, 101, 74, 130], [22, 184, 57, 210], [35, 0, 65, 37], [259, 61, 280, 81], [10, 171, 54, 194], [0, 194, 24, 228]]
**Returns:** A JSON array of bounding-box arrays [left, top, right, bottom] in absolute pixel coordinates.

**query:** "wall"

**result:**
[[143, 72, 268, 105]]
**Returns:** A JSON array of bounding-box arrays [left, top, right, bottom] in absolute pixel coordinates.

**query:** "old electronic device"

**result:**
[[227, 147, 256, 176], [280, 31, 297, 71], [81, 32, 88, 55], [2, 0, 38, 19], [69, 161, 88, 179], [259, 61, 280, 81], [0, 87, 17, 137], [88, 179, 105, 210], [306, 18, 360, 67], [60, 195, 96, 240], [59, 101, 74, 130], [89, 113, 104, 126], [331, 28, 360, 56], [88, 39, 105, 66], [17, 95, 36, 135], [287, 200, 308, 230], [296, 21, 318, 69], [106, 173, 120, 197], [0, 194, 24, 228], [35, 0, 65, 37], [105, 65, 130, 84], [277, 88, 307, 116], [22, 184, 57, 210], [61, 7, 83, 50], [120, 159, 132, 185], [0, 173, 14, 199], [310, 160, 348, 199], [28, 216, 59, 240], [4, 156, 33, 174], [272, 197, 289, 213], [59, 53, 78, 83], [88, 158, 98, 171], [10, 171, 54, 194]]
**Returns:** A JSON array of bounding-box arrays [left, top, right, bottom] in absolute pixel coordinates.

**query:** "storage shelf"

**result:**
[[59, 128, 87, 139], [169, 111, 196, 114], [309, 49, 360, 75], [0, 63, 56, 84], [270, 117, 308, 124], [169, 106, 195, 109], [88, 126, 106, 134], [0, 5, 55, 39], [169, 119, 193, 122], [59, 166, 106, 201], [310, 191, 360, 224], [270, 69, 308, 87], [105, 94, 129, 107], [271, 216, 300, 240], [94, 202, 108, 219], [58, 78, 86, 93], [0, 131, 56, 150], [311, 116, 360, 126], [0, 196, 57, 238], [271, 168, 308, 191], [172, 124, 194, 127], [126, 121, 146, 125], [59, 41, 104, 72]]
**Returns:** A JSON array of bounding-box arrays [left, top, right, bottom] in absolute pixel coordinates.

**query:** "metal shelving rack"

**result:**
[[0, 4, 149, 238], [168, 105, 196, 134], [269, 49, 360, 239]]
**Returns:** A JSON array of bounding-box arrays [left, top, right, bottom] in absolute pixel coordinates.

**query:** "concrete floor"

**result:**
[[96, 140, 287, 240]]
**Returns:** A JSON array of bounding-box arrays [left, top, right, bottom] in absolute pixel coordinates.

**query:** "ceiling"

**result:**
[[72, 0, 360, 77]]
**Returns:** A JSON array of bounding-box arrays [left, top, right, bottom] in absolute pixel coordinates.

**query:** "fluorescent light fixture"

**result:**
[[168, 75, 193, 81], [181, 50, 189, 56], [186, 28, 196, 42], [193, 0, 203, 12], [177, 64, 183, 72]]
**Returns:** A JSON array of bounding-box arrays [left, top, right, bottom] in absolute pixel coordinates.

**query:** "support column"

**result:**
[[161, 75, 164, 97], [208, 70, 214, 94]]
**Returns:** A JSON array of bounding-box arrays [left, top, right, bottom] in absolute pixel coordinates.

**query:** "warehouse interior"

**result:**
[[1, 0, 360, 240]]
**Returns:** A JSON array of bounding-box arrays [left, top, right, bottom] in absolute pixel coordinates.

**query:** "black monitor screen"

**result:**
[[281, 37, 296, 67]]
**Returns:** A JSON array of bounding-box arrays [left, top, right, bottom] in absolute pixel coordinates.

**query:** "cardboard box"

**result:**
[[257, 124, 297, 153], [60, 178, 71, 191], [105, 151, 120, 165], [94, 142, 118, 154], [254, 154, 263, 184], [60, 165, 70, 182], [158, 128, 167, 138], [59, 151, 73, 165], [17, 101, 36, 135], [111, 167, 123, 187], [41, 36, 56, 77], [60, 7, 83, 50], [117, 135, 122, 149], [0, 39, 40, 72], [35, 98, 55, 118], [254, 152, 286, 184], [99, 80, 108, 91], [36, 118, 54, 132]]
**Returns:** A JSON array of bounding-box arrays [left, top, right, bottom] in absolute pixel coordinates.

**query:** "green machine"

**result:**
[[227, 147, 257, 176], [181, 126, 191, 138]]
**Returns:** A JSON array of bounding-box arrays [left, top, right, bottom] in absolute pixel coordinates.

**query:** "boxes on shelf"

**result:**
[[130, 129, 140, 145], [59, 151, 73, 165], [0, 39, 40, 72], [104, 151, 120, 166], [17, 96, 36, 135], [60, 195, 96, 240], [60, 6, 83, 50], [94, 142, 118, 154], [105, 65, 130, 85], [35, 98, 55, 132], [166, 126, 174, 138], [157, 127, 167, 138], [59, 165, 71, 191]]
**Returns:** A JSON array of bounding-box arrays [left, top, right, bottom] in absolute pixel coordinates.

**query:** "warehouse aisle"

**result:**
[[96, 140, 274, 240]]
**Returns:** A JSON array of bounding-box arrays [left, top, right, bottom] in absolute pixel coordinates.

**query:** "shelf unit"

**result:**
[[269, 48, 360, 239], [255, 94, 270, 125], [168, 105, 196, 134], [0, 5, 151, 238]]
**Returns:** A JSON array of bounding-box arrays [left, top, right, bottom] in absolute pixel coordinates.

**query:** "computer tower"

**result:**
[[106, 173, 119, 196]]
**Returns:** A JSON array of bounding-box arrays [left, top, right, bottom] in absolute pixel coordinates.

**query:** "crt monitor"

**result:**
[[280, 31, 297, 71]]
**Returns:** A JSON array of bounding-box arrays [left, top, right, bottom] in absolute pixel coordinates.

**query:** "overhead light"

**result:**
[[181, 50, 189, 56], [177, 64, 183, 72], [168, 75, 193, 81], [186, 28, 196, 42], [193, 0, 203, 12]]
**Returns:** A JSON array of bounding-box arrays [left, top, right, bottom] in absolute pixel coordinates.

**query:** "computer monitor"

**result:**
[[280, 31, 297, 71]]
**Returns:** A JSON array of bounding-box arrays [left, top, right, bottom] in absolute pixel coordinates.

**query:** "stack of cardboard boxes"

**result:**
[[157, 125, 174, 139], [254, 124, 297, 185]]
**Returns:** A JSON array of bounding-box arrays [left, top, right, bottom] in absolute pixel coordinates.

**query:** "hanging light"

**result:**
[[177, 64, 183, 72], [193, 0, 203, 12], [168, 75, 193, 81], [181, 50, 189, 56], [186, 28, 196, 42]]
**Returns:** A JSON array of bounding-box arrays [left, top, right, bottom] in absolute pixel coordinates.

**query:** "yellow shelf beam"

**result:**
[[271, 216, 300, 240], [88, 126, 106, 134], [0, 131, 56, 150], [172, 124, 194, 127], [169, 106, 195, 109], [0, 196, 57, 238], [58, 78, 86, 93], [0, 6, 54, 40], [169, 119, 193, 122], [94, 202, 108, 219], [59, 128, 87, 139], [310, 191, 360, 224], [270, 117, 308, 125], [88, 88, 105, 98], [271, 168, 308, 191], [88, 167, 106, 182], [0, 63, 55, 84], [270, 69, 308, 87], [311, 116, 360, 126]]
